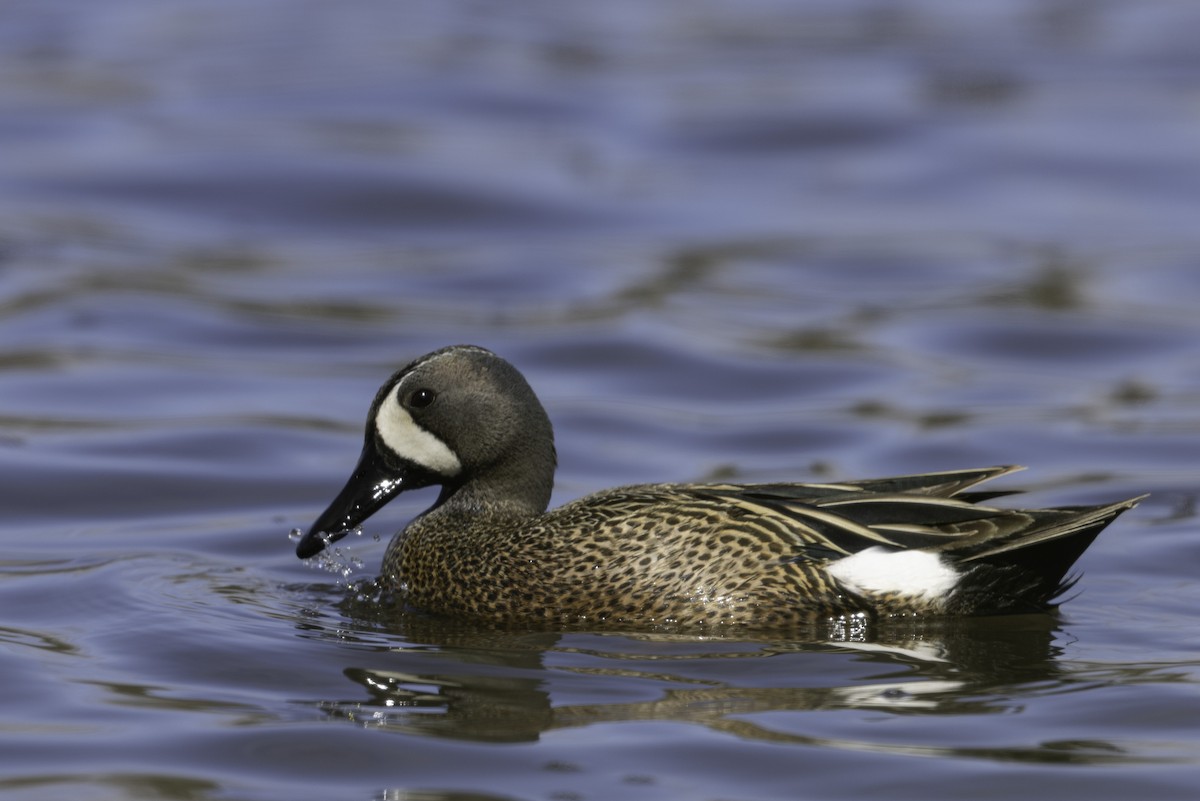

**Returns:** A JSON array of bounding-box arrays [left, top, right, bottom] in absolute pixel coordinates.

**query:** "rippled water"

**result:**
[[3, 2, 1200, 799]]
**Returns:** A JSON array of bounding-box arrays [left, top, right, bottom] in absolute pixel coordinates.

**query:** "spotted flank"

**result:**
[[296, 345, 1143, 630]]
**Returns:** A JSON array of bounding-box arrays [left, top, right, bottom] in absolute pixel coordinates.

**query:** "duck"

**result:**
[[296, 344, 1142, 629]]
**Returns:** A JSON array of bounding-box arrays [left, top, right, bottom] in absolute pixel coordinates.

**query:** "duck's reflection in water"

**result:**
[[310, 609, 1076, 751]]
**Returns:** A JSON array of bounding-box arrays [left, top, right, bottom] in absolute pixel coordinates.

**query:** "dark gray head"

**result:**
[[296, 345, 556, 558]]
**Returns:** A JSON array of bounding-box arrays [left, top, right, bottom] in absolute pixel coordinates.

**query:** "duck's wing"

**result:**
[[689, 467, 1140, 564], [690, 474, 1141, 613], [693, 487, 1004, 561]]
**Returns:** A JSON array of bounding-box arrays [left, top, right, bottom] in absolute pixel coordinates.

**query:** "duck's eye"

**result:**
[[406, 388, 437, 409]]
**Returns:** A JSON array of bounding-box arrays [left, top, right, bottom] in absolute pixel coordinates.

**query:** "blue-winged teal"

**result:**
[[296, 345, 1141, 629]]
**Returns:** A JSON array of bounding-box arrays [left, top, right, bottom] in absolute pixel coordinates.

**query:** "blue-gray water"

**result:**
[[2, 2, 1200, 799]]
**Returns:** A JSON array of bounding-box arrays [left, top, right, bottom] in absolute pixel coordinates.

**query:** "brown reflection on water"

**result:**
[[296, 608, 1180, 765]]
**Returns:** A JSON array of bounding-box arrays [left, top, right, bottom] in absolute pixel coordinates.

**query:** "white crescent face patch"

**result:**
[[374, 385, 462, 477]]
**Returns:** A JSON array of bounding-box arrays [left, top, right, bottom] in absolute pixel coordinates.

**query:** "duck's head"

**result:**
[[296, 345, 555, 558]]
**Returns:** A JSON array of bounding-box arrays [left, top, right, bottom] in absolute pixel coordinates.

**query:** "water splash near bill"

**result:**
[[288, 526, 368, 581]]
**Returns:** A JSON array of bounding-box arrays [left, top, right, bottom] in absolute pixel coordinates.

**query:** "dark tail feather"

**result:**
[[952, 497, 1143, 614]]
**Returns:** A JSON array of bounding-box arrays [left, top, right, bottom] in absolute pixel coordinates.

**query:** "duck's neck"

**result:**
[[430, 455, 554, 521], [428, 401, 556, 521]]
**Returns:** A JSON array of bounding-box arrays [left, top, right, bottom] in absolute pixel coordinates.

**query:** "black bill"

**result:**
[[295, 440, 436, 558]]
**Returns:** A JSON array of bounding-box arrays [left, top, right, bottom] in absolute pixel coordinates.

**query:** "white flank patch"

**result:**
[[827, 547, 959, 603], [374, 387, 462, 476]]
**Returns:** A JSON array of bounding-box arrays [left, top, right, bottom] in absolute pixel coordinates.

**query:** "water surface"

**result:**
[[2, 2, 1200, 800]]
